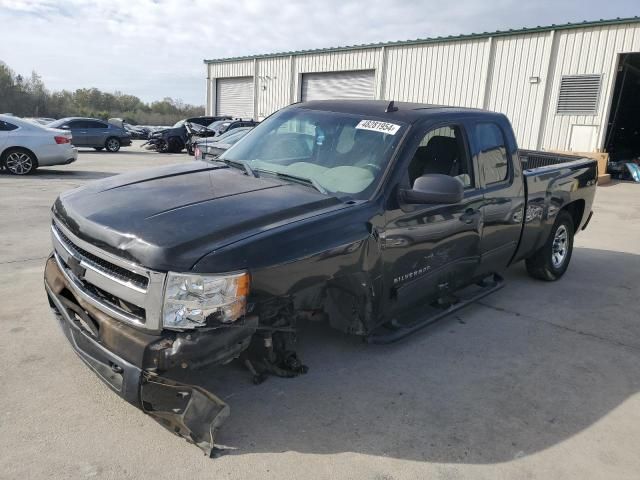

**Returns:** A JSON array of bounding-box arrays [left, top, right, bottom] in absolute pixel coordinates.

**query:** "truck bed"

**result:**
[[512, 150, 598, 264], [519, 149, 589, 170]]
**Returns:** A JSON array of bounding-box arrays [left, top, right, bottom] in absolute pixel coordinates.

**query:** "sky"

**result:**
[[0, 0, 638, 105]]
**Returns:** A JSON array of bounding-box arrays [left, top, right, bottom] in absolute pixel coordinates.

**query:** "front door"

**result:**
[[382, 124, 483, 316], [67, 120, 89, 147], [469, 121, 524, 276]]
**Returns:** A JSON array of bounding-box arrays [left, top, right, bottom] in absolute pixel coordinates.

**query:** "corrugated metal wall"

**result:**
[[540, 24, 640, 151], [384, 38, 489, 108], [206, 21, 640, 151], [255, 56, 291, 119], [486, 32, 553, 149]]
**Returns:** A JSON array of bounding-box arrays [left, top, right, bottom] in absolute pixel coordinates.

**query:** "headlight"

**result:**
[[162, 271, 249, 330]]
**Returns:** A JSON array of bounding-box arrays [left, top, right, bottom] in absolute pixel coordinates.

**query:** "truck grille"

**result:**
[[54, 226, 149, 290], [51, 219, 166, 330]]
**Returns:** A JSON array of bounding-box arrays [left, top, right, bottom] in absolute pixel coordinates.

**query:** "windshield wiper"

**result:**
[[260, 170, 327, 195], [217, 159, 258, 178]]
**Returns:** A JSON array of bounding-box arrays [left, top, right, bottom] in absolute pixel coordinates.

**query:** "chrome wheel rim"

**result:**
[[5, 152, 33, 174], [551, 225, 568, 268], [107, 139, 119, 151]]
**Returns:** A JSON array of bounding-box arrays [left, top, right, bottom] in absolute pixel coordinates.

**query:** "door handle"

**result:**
[[460, 208, 479, 224]]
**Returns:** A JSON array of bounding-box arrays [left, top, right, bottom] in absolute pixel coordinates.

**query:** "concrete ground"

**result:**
[[1, 141, 639, 479]]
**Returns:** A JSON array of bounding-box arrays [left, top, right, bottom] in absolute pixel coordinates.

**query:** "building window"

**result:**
[[556, 74, 603, 115]]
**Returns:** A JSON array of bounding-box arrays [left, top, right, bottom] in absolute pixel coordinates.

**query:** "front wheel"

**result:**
[[526, 210, 574, 281], [167, 137, 183, 153], [3, 149, 37, 175], [105, 137, 121, 152]]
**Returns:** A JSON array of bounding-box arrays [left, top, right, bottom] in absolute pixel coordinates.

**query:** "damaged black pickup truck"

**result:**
[[44, 100, 597, 455]]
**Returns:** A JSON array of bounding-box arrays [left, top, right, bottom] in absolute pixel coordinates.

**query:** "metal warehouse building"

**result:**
[[205, 17, 640, 169]]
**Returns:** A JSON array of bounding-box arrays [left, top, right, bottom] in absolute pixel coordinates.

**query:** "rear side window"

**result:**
[[86, 120, 107, 128], [0, 121, 18, 131], [68, 120, 88, 129], [474, 123, 509, 185]]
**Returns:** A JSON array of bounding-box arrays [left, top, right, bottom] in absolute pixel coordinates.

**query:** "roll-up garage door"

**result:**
[[301, 70, 375, 101], [216, 77, 254, 118]]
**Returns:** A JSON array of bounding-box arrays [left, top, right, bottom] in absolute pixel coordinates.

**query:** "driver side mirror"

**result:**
[[401, 174, 464, 204]]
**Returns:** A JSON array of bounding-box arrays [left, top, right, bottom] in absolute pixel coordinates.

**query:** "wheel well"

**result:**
[[0, 146, 39, 166], [562, 200, 585, 231]]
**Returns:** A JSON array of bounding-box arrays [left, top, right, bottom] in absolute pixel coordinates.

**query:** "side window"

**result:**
[[407, 125, 473, 188], [474, 123, 509, 185], [86, 120, 107, 129], [68, 120, 87, 129], [0, 121, 18, 131]]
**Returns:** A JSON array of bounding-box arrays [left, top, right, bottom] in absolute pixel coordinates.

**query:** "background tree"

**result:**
[[0, 61, 204, 125]]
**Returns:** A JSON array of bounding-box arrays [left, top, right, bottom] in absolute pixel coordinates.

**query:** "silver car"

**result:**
[[0, 115, 78, 175], [48, 117, 132, 152]]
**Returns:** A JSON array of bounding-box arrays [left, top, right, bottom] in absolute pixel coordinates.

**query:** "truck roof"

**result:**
[[296, 100, 505, 124]]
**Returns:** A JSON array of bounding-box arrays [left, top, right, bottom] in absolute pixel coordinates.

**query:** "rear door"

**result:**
[[85, 120, 110, 147], [0, 120, 17, 151], [383, 123, 483, 313], [468, 121, 525, 276]]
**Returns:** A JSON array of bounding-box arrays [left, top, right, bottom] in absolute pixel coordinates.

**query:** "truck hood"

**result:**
[[53, 161, 343, 271]]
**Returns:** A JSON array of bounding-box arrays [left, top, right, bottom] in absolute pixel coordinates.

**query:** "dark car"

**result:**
[[207, 119, 259, 137], [143, 116, 231, 153], [124, 124, 150, 140], [48, 117, 132, 152], [193, 127, 253, 159], [44, 100, 597, 455]]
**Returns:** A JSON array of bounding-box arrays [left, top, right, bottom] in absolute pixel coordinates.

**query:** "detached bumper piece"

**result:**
[[44, 256, 235, 456], [141, 374, 229, 457]]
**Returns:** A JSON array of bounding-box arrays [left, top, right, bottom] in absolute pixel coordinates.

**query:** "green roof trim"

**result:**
[[204, 16, 640, 64]]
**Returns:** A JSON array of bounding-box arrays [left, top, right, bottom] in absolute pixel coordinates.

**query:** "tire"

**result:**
[[94, 147, 104, 151], [156, 139, 169, 153], [105, 137, 121, 152], [526, 210, 574, 281], [3, 148, 38, 175], [167, 137, 183, 153]]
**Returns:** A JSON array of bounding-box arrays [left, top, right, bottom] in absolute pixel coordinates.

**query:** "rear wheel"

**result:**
[[3, 148, 37, 175], [167, 137, 183, 153], [105, 137, 121, 152], [526, 210, 574, 281]]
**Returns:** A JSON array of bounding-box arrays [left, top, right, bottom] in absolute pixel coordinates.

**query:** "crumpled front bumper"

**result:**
[[43, 255, 252, 456]]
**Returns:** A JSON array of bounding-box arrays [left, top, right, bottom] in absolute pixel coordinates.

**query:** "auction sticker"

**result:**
[[356, 119, 401, 135]]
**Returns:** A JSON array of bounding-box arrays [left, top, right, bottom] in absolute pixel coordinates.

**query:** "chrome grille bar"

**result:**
[[51, 218, 166, 331]]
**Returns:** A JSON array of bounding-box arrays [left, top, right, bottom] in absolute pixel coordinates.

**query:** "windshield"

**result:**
[[219, 128, 250, 143], [172, 119, 185, 127], [210, 121, 232, 132], [47, 118, 68, 128], [219, 108, 406, 199], [208, 127, 246, 142]]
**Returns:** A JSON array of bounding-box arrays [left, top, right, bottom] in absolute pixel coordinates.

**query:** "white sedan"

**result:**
[[0, 115, 78, 175]]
